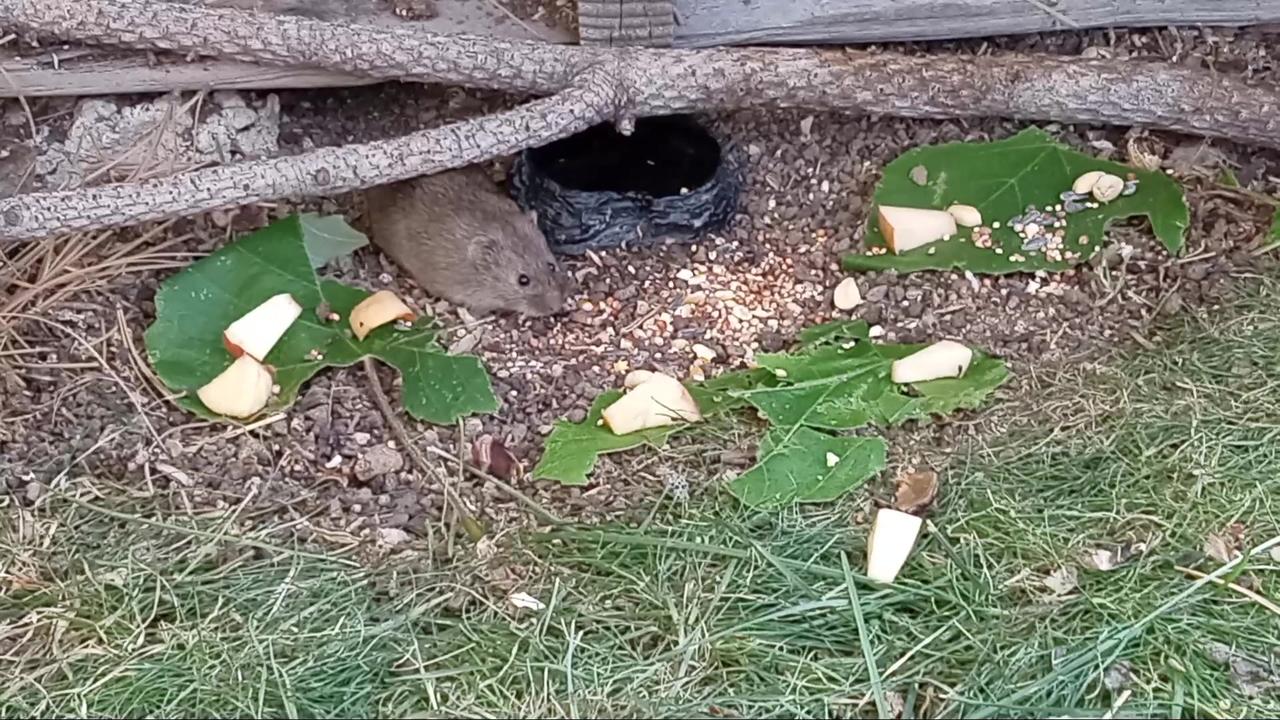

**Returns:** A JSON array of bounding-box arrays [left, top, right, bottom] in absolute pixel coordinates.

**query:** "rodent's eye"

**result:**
[[518, 273, 531, 287]]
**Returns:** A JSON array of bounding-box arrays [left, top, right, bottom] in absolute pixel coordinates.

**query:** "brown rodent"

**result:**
[[364, 167, 573, 317]]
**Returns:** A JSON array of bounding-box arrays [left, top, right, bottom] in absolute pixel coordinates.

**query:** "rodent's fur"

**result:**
[[365, 167, 573, 317]]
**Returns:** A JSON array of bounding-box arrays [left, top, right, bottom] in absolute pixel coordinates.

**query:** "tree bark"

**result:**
[[0, 70, 619, 240], [671, 0, 1280, 47], [3, 0, 1280, 241]]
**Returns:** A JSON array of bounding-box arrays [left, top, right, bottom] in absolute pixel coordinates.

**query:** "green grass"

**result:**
[[6, 281, 1280, 718]]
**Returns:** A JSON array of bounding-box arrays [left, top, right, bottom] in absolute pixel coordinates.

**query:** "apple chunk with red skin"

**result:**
[[201, 292, 302, 419], [876, 206, 957, 254], [222, 293, 302, 361]]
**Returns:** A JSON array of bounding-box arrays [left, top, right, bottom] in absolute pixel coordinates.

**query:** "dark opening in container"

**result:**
[[510, 114, 740, 255]]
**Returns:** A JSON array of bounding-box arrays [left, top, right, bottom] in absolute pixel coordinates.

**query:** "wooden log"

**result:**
[[671, 0, 1280, 47]]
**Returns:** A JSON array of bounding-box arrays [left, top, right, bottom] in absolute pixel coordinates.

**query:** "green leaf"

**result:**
[[796, 319, 871, 348], [844, 127, 1189, 274], [534, 331, 1009, 500], [531, 367, 774, 485], [735, 342, 1008, 430], [874, 344, 1011, 419], [145, 215, 497, 424], [299, 214, 369, 269], [688, 367, 777, 415], [727, 427, 887, 508], [531, 392, 679, 485]]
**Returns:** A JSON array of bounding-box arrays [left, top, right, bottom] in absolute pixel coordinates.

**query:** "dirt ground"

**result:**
[[2, 21, 1278, 550]]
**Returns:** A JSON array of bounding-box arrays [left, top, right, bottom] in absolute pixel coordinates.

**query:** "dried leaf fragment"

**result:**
[[1042, 565, 1079, 596], [893, 468, 939, 514]]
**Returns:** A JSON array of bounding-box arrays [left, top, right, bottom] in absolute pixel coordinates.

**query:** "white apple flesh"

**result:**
[[602, 372, 702, 435], [197, 354, 275, 418], [877, 206, 958, 254], [222, 293, 302, 362], [623, 369, 657, 389], [867, 508, 924, 583], [832, 277, 862, 310], [349, 290, 415, 341], [890, 340, 974, 384]]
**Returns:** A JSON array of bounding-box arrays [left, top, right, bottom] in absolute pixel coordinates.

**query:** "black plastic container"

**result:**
[[510, 114, 740, 255]]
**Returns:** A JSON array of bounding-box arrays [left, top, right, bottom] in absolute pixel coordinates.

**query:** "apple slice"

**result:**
[[349, 290, 415, 341], [623, 369, 657, 389], [196, 354, 275, 419], [867, 508, 924, 583], [877, 206, 957, 254], [602, 372, 702, 435], [890, 340, 973, 384], [222, 293, 302, 362]]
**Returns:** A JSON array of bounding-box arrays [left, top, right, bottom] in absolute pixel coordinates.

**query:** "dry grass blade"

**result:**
[[0, 311, 163, 448]]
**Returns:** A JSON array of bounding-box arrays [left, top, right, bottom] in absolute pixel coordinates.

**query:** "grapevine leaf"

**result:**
[[844, 127, 1189, 274], [299, 214, 369, 269], [145, 215, 497, 424]]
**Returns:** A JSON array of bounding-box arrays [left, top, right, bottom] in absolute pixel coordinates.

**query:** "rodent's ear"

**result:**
[[469, 236, 502, 262], [525, 209, 539, 225]]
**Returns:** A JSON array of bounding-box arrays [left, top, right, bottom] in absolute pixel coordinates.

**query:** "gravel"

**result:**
[[2, 24, 1278, 547]]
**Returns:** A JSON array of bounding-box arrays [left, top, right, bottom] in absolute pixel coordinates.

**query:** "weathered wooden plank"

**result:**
[[0, 53, 375, 97], [578, 0, 674, 46], [671, 0, 1280, 46], [199, 0, 572, 42]]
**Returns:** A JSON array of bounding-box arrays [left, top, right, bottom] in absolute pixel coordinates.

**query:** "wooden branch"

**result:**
[[3, 0, 1280, 241], [671, 0, 1280, 46], [0, 54, 373, 96], [0, 70, 618, 240], [7, 0, 1276, 143]]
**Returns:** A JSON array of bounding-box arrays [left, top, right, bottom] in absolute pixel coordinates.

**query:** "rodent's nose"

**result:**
[[535, 289, 571, 317]]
